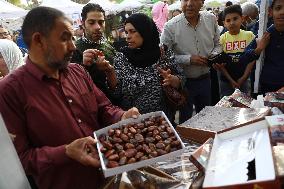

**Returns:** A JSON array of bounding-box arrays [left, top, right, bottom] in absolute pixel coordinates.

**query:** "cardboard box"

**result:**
[[176, 107, 271, 144], [189, 138, 214, 172], [94, 111, 185, 178], [203, 120, 280, 189], [265, 115, 284, 144], [264, 92, 284, 112]]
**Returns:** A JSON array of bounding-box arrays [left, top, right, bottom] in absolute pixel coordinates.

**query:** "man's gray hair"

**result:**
[[241, 2, 259, 16]]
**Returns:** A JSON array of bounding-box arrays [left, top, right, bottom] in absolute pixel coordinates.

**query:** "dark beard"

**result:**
[[45, 49, 72, 70]]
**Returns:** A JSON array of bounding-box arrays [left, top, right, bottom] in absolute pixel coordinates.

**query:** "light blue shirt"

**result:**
[[161, 11, 222, 78]]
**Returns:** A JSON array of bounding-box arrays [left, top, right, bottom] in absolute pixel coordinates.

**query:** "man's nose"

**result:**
[[93, 22, 101, 30], [69, 40, 76, 51]]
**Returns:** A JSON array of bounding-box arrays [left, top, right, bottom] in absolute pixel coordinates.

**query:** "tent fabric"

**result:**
[[117, 0, 143, 12], [40, 0, 83, 15], [87, 0, 117, 15], [0, 0, 27, 19]]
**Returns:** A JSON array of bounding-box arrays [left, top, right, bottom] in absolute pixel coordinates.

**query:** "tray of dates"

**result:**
[[94, 111, 185, 177]]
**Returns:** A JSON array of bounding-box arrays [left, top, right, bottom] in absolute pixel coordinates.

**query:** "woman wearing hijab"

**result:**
[[0, 39, 24, 78], [111, 13, 184, 120]]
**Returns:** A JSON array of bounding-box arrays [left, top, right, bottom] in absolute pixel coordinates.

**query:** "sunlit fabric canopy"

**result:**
[[116, 0, 143, 12], [40, 0, 83, 15], [87, 0, 118, 15], [0, 0, 27, 19]]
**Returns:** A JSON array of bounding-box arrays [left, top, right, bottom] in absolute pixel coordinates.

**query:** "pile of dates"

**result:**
[[98, 115, 182, 168]]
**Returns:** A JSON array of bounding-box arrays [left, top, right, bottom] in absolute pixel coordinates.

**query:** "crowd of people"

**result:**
[[0, 0, 283, 188]]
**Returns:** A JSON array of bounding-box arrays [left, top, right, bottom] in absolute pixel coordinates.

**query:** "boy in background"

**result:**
[[214, 4, 256, 97]]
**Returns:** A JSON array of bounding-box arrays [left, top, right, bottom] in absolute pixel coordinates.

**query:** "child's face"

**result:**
[[224, 13, 243, 35], [272, 0, 284, 31]]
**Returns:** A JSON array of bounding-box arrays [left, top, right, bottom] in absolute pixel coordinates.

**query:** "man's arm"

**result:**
[[210, 18, 223, 57], [0, 81, 101, 176], [0, 83, 73, 176], [161, 23, 192, 65]]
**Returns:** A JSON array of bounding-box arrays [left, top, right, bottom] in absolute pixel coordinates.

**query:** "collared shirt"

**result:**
[[0, 58, 124, 189], [161, 11, 222, 78]]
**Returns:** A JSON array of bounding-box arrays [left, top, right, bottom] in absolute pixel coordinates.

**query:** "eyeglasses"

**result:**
[[0, 32, 10, 38]]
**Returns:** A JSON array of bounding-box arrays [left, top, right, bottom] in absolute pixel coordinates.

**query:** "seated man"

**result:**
[[0, 7, 139, 189]]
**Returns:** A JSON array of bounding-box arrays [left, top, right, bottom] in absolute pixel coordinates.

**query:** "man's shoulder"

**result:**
[[67, 63, 87, 75], [0, 66, 26, 95], [75, 38, 90, 52], [200, 11, 216, 20], [165, 14, 184, 27]]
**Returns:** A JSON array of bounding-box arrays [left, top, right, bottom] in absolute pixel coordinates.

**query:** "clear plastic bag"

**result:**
[[102, 140, 202, 189]]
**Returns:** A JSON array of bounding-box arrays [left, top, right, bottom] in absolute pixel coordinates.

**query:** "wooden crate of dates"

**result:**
[[94, 111, 185, 177]]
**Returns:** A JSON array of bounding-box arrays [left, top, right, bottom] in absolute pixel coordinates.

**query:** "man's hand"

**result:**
[[83, 49, 102, 66], [255, 32, 270, 55], [121, 107, 140, 120], [83, 49, 113, 72], [96, 56, 114, 72], [65, 136, 100, 167], [190, 55, 208, 66]]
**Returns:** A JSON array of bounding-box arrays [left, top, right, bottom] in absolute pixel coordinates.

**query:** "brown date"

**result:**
[[125, 149, 137, 158], [107, 161, 119, 168]]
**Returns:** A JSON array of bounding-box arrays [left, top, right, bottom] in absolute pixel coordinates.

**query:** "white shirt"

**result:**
[[161, 11, 222, 78]]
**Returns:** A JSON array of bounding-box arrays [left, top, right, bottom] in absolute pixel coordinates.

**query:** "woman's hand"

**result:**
[[158, 67, 181, 88], [163, 75, 181, 88]]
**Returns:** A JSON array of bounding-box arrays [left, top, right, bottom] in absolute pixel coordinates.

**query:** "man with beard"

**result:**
[[0, 7, 139, 189], [72, 3, 119, 105], [161, 0, 222, 123]]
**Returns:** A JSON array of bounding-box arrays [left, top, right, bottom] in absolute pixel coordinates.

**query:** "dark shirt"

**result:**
[[0, 58, 124, 189], [239, 25, 284, 87], [71, 37, 120, 105], [220, 52, 247, 82]]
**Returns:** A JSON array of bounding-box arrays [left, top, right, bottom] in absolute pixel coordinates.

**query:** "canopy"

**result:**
[[87, 0, 118, 15], [40, 0, 83, 15], [168, 1, 180, 11], [116, 0, 143, 12], [0, 0, 27, 19]]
